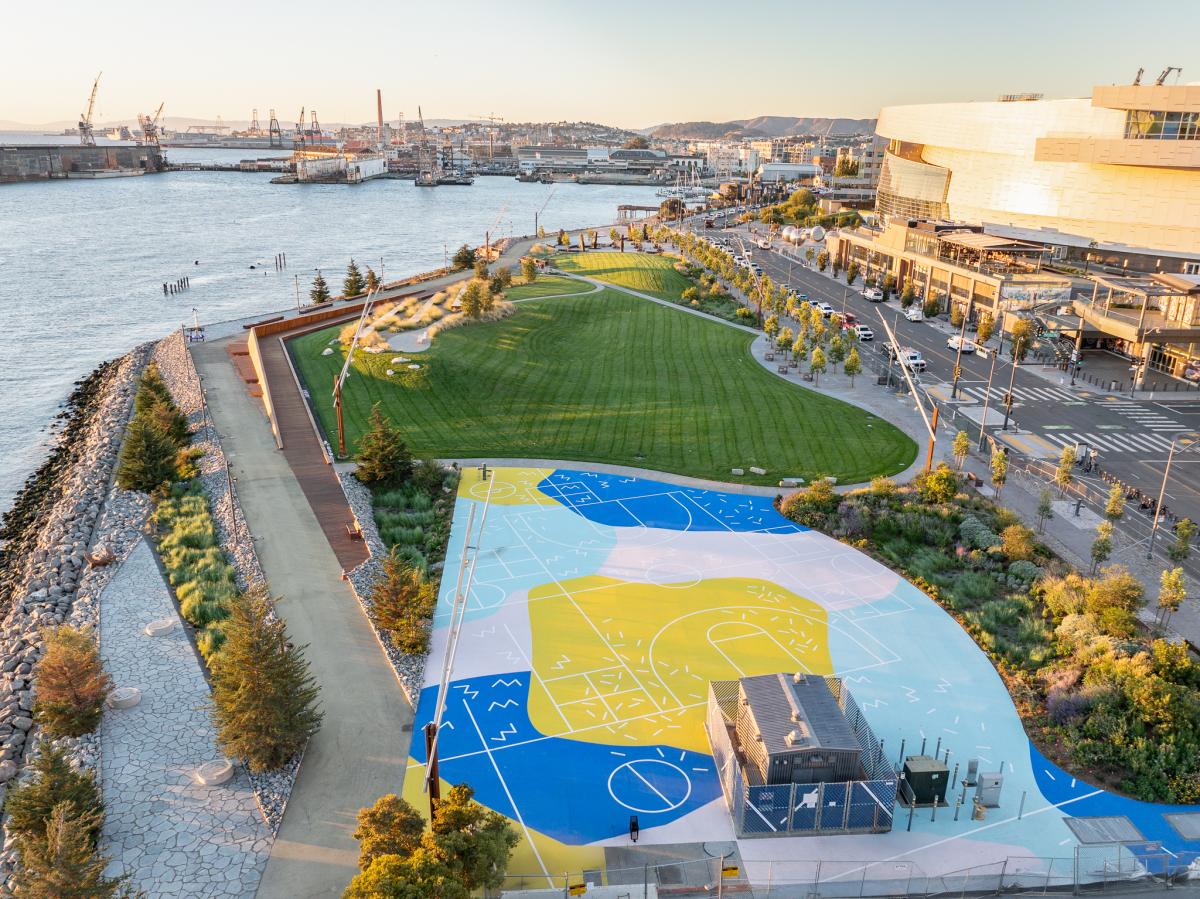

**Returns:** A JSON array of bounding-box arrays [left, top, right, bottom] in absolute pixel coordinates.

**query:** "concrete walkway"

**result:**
[[191, 339, 412, 898], [99, 540, 270, 896]]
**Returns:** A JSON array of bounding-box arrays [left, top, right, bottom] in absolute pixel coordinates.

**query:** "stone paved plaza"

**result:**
[[98, 540, 270, 896]]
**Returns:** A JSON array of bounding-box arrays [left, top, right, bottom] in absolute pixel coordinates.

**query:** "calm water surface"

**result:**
[[0, 139, 660, 509]]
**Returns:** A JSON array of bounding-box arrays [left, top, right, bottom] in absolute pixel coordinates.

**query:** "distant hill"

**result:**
[[650, 116, 876, 140]]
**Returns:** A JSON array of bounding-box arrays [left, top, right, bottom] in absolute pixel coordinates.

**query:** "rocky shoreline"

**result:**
[[0, 344, 151, 887]]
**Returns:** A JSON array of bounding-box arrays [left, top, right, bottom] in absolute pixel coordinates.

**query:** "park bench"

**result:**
[[777, 365, 789, 373], [345, 522, 363, 541]]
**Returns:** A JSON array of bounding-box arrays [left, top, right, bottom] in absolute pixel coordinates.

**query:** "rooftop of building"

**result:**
[[740, 673, 860, 757]]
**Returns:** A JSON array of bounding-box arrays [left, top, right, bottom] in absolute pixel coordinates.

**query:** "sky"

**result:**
[[4, 0, 1200, 130]]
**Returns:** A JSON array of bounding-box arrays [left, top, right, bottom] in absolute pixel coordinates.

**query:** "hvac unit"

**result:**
[[902, 755, 949, 806]]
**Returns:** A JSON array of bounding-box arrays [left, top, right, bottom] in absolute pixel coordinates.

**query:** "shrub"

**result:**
[[916, 464, 959, 504], [779, 480, 839, 528], [409, 460, 448, 496], [5, 746, 103, 848], [371, 551, 439, 654], [116, 415, 179, 493], [950, 571, 997, 607], [1007, 560, 1043, 585], [210, 586, 323, 772], [352, 793, 424, 871], [869, 476, 897, 499], [32, 626, 112, 738], [1000, 524, 1036, 561], [959, 515, 1000, 551]]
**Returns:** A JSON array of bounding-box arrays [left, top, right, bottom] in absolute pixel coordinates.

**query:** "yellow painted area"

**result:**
[[457, 466, 560, 506], [526, 576, 831, 753], [402, 757, 602, 885]]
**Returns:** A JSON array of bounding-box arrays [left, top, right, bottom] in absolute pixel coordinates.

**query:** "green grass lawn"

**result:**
[[290, 289, 915, 486], [504, 275, 595, 301], [552, 251, 693, 302]]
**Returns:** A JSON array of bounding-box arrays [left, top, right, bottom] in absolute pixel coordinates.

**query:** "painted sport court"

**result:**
[[402, 467, 1200, 888]]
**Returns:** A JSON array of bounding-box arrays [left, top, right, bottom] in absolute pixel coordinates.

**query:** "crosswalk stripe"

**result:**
[[1036, 431, 1178, 454]]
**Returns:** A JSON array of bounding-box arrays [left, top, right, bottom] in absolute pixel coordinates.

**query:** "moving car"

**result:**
[[900, 350, 927, 372], [853, 324, 874, 341], [862, 287, 884, 302], [947, 335, 977, 353], [816, 302, 835, 318], [904, 307, 925, 322]]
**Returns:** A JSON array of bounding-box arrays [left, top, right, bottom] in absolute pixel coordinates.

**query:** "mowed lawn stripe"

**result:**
[[552, 251, 694, 303], [289, 289, 916, 485]]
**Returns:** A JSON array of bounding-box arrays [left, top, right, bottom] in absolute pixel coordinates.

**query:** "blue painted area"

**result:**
[[1030, 743, 1200, 864], [537, 469, 805, 533], [412, 673, 721, 844]]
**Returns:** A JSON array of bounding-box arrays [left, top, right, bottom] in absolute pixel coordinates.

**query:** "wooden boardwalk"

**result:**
[[256, 330, 370, 571]]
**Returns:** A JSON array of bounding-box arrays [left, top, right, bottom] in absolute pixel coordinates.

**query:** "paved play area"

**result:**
[[403, 467, 1200, 889]]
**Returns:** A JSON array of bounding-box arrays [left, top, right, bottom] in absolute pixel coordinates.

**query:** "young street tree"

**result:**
[[370, 551, 437, 654], [355, 404, 413, 488], [344, 259, 366, 298], [990, 447, 1008, 497], [1091, 521, 1114, 574], [845, 262, 859, 285], [976, 312, 995, 344], [816, 250, 829, 272], [1037, 488, 1054, 534], [310, 270, 331, 304], [451, 244, 475, 270], [460, 281, 486, 319], [1157, 566, 1186, 627], [1169, 518, 1196, 563], [1010, 319, 1034, 361], [365, 267, 380, 292], [32, 626, 112, 738], [1055, 445, 1076, 496], [520, 257, 538, 282], [900, 280, 916, 309], [809, 347, 827, 385], [210, 586, 323, 773], [843, 347, 862, 386], [952, 430, 970, 470], [1105, 483, 1126, 521]]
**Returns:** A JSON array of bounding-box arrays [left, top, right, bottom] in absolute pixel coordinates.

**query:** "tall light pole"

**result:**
[[1001, 337, 1023, 432], [977, 350, 999, 450], [1147, 434, 1200, 560]]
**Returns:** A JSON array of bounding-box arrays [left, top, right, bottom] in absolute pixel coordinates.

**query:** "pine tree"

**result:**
[[365, 267, 380, 292], [132, 363, 173, 417], [451, 245, 475, 271], [210, 586, 323, 772], [5, 746, 103, 848], [355, 405, 413, 488], [344, 259, 366, 298], [371, 552, 437, 654], [145, 396, 190, 449], [521, 257, 538, 282], [11, 802, 138, 899], [116, 415, 179, 493], [32, 626, 112, 738], [310, 270, 331, 304]]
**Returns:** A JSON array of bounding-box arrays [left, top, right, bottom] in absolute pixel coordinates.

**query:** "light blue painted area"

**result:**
[[433, 497, 617, 626]]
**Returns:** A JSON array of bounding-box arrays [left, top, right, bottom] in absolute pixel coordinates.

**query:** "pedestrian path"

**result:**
[[99, 540, 270, 896]]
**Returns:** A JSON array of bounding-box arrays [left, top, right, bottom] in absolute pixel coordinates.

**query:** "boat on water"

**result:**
[[656, 169, 707, 199]]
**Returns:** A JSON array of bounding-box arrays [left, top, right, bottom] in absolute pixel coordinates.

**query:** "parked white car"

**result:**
[[862, 287, 884, 302], [904, 307, 925, 322], [816, 302, 835, 318], [947, 335, 977, 353], [853, 324, 874, 341], [898, 349, 927, 372]]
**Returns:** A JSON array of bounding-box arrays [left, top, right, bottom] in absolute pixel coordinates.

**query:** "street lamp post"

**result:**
[[1001, 337, 1023, 431], [977, 349, 999, 450], [1147, 438, 1178, 560]]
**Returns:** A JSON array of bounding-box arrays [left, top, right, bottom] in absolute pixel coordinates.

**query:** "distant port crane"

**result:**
[[138, 102, 165, 148], [79, 72, 102, 146], [268, 109, 282, 148]]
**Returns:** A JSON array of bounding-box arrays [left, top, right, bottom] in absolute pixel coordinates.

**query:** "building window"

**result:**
[[1184, 262, 1200, 276], [1125, 110, 1200, 140]]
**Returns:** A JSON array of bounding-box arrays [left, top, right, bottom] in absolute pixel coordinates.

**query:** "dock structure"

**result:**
[[0, 144, 165, 183]]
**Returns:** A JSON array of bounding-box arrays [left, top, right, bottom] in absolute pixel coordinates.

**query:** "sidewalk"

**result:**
[[191, 339, 412, 897]]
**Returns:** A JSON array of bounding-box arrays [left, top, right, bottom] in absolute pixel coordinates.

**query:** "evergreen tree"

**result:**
[[310, 270, 331, 304], [460, 282, 486, 319], [521, 257, 538, 282], [365, 267, 380, 292], [32, 626, 112, 738], [210, 586, 323, 772], [474, 259, 490, 280], [355, 405, 413, 488], [346, 851, 468, 899], [451, 244, 476, 271], [115, 415, 179, 493], [344, 259, 366, 298], [370, 552, 437, 654], [11, 802, 139, 899], [145, 396, 190, 449], [132, 363, 173, 417], [5, 745, 103, 848], [353, 793, 425, 870]]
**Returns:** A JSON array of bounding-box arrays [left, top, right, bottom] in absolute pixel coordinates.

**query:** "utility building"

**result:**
[[735, 673, 865, 786]]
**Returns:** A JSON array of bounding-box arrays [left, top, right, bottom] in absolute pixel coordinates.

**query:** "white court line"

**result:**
[[502, 622, 573, 734], [461, 699, 553, 887], [627, 763, 673, 808]]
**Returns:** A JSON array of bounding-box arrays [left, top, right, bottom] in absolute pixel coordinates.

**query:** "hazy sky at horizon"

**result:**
[[5, 0, 1200, 129]]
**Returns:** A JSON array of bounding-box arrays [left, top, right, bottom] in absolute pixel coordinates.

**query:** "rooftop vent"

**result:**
[[998, 93, 1044, 103]]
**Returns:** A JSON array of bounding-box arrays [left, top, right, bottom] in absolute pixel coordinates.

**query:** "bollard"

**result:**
[[907, 802, 915, 832], [897, 738, 906, 768], [944, 748, 951, 765], [934, 737, 941, 759], [931, 798, 938, 822], [954, 795, 962, 821], [920, 737, 927, 756]]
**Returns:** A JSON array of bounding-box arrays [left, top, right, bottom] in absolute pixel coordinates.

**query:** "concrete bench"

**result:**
[[107, 687, 142, 710], [194, 760, 234, 786], [143, 618, 176, 637]]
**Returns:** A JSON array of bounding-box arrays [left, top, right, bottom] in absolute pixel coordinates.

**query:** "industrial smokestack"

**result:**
[[376, 89, 384, 149]]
